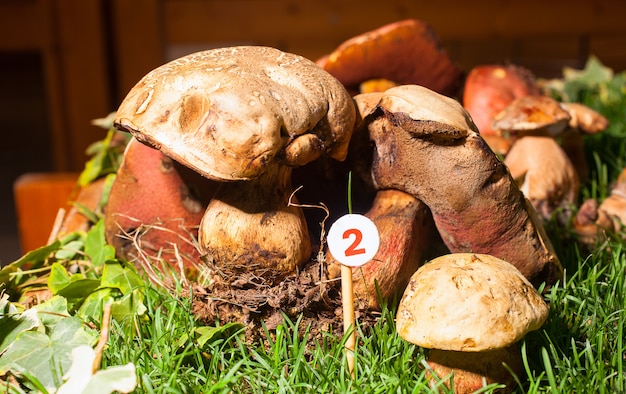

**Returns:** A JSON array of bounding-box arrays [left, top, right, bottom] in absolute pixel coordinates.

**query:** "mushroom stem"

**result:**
[[426, 345, 524, 394], [328, 189, 444, 309], [366, 85, 563, 287], [199, 163, 311, 284]]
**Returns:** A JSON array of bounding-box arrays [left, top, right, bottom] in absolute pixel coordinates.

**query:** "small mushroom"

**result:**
[[362, 85, 562, 287], [463, 64, 542, 154], [574, 167, 626, 244], [114, 46, 356, 284], [559, 102, 609, 181], [492, 95, 580, 220], [318, 19, 463, 97], [491, 95, 572, 140], [396, 253, 549, 393]]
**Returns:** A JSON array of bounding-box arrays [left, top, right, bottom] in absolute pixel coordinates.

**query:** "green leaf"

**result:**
[[56, 278, 102, 300], [110, 290, 146, 330], [194, 322, 244, 348], [54, 240, 84, 260], [33, 295, 71, 329], [2, 241, 61, 276], [48, 263, 72, 294], [100, 263, 144, 296], [84, 220, 116, 267], [0, 331, 56, 386], [563, 55, 613, 85], [76, 288, 115, 323], [0, 296, 40, 354]]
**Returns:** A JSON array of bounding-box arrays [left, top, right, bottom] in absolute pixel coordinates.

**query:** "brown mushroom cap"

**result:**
[[114, 46, 356, 181], [491, 95, 571, 138], [396, 253, 549, 352]]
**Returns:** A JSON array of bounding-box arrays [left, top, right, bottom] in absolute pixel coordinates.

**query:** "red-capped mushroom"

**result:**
[[318, 19, 463, 97], [463, 64, 541, 154]]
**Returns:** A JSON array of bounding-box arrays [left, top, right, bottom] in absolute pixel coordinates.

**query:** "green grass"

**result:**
[[96, 236, 625, 393]]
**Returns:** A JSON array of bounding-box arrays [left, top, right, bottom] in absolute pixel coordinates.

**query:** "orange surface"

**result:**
[[13, 172, 80, 254]]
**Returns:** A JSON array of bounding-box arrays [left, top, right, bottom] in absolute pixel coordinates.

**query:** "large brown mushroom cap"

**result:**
[[114, 46, 356, 181], [396, 253, 549, 352]]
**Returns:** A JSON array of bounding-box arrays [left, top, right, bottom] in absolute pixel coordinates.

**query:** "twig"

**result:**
[[92, 302, 112, 373]]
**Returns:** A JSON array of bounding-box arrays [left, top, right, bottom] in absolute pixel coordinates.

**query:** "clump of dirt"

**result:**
[[190, 255, 381, 344]]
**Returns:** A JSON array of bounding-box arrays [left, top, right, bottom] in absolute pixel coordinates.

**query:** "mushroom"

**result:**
[[574, 167, 626, 244], [491, 95, 572, 140], [114, 46, 356, 284], [104, 137, 216, 274], [324, 91, 447, 309], [361, 84, 562, 287], [396, 253, 550, 393], [503, 136, 579, 220], [492, 95, 580, 220], [318, 19, 463, 97], [462, 64, 542, 154], [558, 102, 609, 181], [326, 188, 444, 310]]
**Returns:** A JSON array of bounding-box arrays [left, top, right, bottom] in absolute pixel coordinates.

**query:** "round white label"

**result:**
[[327, 214, 380, 267]]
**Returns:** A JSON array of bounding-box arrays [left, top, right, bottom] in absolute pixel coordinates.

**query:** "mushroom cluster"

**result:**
[[105, 22, 572, 333], [463, 65, 609, 221]]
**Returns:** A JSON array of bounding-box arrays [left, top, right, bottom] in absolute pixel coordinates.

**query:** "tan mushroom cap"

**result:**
[[396, 253, 549, 352], [491, 95, 571, 137], [114, 46, 356, 181], [377, 84, 477, 138], [561, 102, 609, 134]]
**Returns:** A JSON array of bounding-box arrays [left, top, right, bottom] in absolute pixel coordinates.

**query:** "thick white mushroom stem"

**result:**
[[198, 163, 311, 285], [504, 136, 580, 220], [426, 345, 524, 394], [365, 85, 563, 288]]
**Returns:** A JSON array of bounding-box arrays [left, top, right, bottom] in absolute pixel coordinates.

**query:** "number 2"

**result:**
[[343, 228, 366, 256]]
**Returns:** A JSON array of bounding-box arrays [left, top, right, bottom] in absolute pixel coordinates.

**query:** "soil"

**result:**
[[190, 251, 381, 344]]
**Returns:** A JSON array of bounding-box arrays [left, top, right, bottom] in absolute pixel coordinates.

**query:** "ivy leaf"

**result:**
[[100, 263, 144, 296], [0, 317, 96, 392], [33, 295, 71, 329], [0, 295, 40, 354], [563, 55, 613, 85], [110, 290, 146, 334], [57, 345, 137, 394], [84, 220, 116, 267], [194, 322, 244, 348], [76, 288, 116, 323]]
